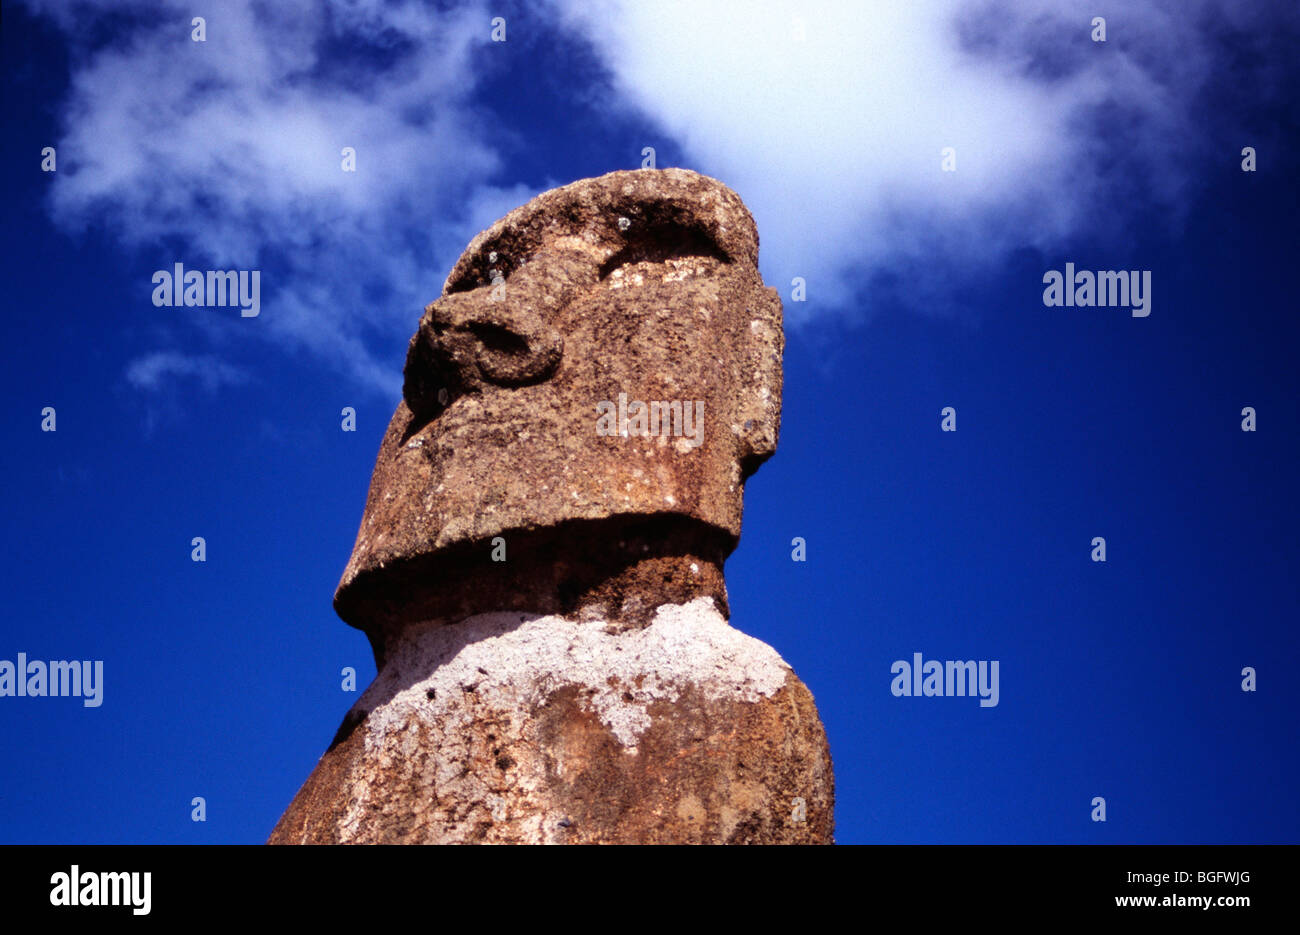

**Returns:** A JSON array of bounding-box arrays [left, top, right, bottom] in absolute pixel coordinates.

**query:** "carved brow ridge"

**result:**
[[446, 216, 732, 294], [441, 169, 758, 295], [596, 223, 731, 280]]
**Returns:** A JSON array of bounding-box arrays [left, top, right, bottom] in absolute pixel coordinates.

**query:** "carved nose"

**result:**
[[403, 291, 563, 420]]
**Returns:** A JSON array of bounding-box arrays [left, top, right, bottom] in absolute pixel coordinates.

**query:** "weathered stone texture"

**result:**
[[271, 169, 834, 844], [335, 169, 782, 636], [270, 600, 833, 844]]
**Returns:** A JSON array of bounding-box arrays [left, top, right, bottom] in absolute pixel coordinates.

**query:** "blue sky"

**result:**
[[2, 0, 1297, 843]]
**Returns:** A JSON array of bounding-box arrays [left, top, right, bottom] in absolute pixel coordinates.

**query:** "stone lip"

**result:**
[[270, 599, 835, 844], [333, 168, 784, 638]]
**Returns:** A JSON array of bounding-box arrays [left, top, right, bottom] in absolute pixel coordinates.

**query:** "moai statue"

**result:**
[[269, 169, 834, 844]]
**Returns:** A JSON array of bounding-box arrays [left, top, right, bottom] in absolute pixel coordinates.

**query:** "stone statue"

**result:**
[[270, 169, 834, 844]]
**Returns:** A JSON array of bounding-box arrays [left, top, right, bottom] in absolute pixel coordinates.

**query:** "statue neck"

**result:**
[[345, 515, 733, 670]]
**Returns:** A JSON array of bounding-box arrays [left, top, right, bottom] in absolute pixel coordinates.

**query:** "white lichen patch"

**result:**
[[353, 598, 790, 749], [607, 269, 645, 289], [333, 599, 795, 842], [608, 258, 715, 289]]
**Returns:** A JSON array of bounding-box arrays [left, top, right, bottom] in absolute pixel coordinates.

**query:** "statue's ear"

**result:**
[[734, 285, 784, 478]]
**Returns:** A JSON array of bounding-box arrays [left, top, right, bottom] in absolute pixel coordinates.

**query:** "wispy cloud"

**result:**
[[29, 0, 525, 397], [125, 351, 251, 393]]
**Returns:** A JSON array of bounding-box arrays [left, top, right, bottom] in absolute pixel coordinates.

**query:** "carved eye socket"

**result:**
[[402, 293, 564, 437], [469, 321, 529, 356], [599, 220, 730, 280], [468, 320, 562, 387]]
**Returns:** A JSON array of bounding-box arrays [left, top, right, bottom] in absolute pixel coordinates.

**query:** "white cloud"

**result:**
[[553, 0, 1296, 320], [30, 0, 522, 397], [125, 351, 251, 393]]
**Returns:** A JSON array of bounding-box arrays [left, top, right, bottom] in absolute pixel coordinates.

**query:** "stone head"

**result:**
[[335, 169, 783, 642]]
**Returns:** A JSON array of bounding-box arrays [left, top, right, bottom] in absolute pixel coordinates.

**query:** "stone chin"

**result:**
[[332, 168, 784, 646]]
